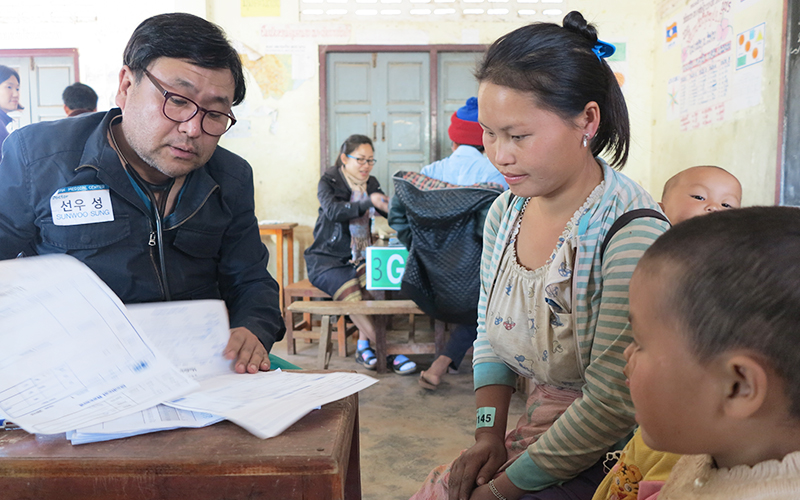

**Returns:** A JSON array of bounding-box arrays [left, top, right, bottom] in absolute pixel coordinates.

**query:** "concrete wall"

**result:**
[[0, 0, 786, 279]]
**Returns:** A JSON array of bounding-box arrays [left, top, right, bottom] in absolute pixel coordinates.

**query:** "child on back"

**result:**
[[592, 165, 742, 500], [623, 206, 800, 499]]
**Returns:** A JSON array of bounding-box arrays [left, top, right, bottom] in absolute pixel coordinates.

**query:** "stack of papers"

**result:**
[[0, 255, 377, 444]]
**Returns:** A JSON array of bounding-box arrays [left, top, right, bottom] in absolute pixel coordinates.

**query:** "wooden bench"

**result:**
[[284, 279, 357, 357], [286, 300, 446, 374]]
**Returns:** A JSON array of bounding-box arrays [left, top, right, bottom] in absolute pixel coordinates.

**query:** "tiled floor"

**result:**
[[273, 321, 524, 500]]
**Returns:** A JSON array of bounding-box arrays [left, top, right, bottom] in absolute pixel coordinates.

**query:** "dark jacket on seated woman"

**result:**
[[304, 166, 387, 282]]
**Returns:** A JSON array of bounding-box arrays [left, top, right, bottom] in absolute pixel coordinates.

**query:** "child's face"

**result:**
[[623, 265, 722, 454], [661, 167, 742, 225]]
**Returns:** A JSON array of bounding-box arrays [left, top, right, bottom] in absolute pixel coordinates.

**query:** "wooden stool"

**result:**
[[287, 300, 438, 374], [284, 279, 356, 357]]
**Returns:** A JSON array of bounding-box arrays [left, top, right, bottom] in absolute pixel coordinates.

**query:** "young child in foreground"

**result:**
[[624, 205, 800, 499], [592, 165, 741, 500]]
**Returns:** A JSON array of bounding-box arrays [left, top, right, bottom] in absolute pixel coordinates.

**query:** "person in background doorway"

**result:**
[[419, 96, 507, 189], [0, 65, 22, 162], [62, 82, 98, 117], [305, 134, 417, 375], [388, 96, 507, 391]]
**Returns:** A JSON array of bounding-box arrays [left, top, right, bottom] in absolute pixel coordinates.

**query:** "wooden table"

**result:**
[[259, 222, 298, 311], [0, 394, 361, 500]]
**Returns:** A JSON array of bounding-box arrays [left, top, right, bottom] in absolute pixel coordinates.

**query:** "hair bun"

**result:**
[[562, 11, 598, 45]]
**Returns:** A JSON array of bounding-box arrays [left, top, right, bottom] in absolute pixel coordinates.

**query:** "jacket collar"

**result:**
[[76, 108, 219, 227]]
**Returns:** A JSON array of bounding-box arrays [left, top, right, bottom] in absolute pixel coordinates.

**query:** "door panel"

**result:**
[[437, 52, 482, 160], [376, 53, 428, 197], [327, 53, 375, 168]]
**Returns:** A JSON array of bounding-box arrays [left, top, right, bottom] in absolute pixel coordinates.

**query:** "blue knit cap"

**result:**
[[456, 97, 479, 122]]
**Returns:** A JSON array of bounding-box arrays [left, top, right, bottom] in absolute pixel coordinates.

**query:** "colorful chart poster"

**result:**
[[736, 23, 765, 69], [679, 0, 734, 131]]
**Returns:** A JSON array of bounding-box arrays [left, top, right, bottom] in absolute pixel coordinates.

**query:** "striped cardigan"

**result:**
[[472, 160, 671, 491]]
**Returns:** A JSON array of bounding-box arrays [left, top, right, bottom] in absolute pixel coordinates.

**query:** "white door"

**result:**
[[0, 55, 75, 132]]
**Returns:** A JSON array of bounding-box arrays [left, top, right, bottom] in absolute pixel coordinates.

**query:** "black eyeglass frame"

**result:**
[[142, 69, 237, 137]]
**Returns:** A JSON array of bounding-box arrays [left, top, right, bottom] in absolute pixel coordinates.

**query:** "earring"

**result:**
[[582, 133, 590, 148]]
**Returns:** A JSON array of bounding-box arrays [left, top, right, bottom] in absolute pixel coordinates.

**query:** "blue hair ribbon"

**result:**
[[592, 39, 616, 61]]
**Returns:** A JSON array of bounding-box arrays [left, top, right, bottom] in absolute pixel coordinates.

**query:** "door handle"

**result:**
[[381, 122, 386, 142], [373, 122, 377, 141]]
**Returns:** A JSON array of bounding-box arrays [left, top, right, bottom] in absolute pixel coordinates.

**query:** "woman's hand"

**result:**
[[448, 433, 508, 500], [468, 473, 526, 500], [370, 192, 389, 213]]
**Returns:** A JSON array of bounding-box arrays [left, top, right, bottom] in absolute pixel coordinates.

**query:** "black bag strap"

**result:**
[[600, 209, 670, 261]]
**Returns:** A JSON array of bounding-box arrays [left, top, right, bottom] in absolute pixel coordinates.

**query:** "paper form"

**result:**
[[67, 405, 222, 444], [167, 370, 378, 439], [0, 255, 198, 435], [127, 300, 378, 439]]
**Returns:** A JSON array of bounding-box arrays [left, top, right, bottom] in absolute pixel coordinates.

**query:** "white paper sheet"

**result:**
[[127, 300, 378, 439], [0, 255, 197, 435], [68, 404, 222, 444], [167, 370, 377, 439]]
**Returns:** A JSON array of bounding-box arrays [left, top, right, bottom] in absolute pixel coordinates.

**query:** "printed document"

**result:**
[[0, 255, 197, 435]]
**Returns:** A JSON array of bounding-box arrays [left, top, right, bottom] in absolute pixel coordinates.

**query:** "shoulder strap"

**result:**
[[600, 209, 670, 261]]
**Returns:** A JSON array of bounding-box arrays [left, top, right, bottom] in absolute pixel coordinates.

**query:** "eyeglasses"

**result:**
[[346, 154, 376, 166], [143, 70, 237, 137]]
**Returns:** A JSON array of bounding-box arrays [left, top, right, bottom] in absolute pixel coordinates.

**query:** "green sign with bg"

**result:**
[[366, 246, 408, 290]]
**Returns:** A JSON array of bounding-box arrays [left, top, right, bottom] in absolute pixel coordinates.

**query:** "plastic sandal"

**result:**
[[388, 355, 416, 375], [355, 347, 377, 370]]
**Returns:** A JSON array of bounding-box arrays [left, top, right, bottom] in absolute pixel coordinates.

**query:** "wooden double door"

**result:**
[[325, 48, 483, 197]]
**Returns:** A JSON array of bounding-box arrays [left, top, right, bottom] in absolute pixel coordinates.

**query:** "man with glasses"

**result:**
[[0, 13, 285, 373]]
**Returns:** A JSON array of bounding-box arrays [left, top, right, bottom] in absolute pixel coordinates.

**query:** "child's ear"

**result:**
[[721, 354, 768, 419]]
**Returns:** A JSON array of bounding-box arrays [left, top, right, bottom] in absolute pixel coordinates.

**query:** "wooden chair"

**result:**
[[283, 279, 356, 357], [286, 300, 446, 374]]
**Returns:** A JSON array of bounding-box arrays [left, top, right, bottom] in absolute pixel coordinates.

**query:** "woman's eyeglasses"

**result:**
[[346, 154, 376, 166]]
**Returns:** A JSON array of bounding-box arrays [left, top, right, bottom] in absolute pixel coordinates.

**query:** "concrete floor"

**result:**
[[273, 320, 525, 500]]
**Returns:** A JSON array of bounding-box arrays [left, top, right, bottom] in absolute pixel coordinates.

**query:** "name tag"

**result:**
[[50, 185, 115, 226]]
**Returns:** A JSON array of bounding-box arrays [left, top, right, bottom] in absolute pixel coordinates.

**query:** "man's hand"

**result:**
[[448, 434, 508, 500], [223, 327, 270, 373]]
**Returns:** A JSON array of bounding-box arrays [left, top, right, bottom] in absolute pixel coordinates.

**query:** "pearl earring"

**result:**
[[582, 133, 590, 148]]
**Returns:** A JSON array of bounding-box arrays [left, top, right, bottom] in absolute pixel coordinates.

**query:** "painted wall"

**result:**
[[649, 0, 784, 205], [0, 0, 785, 280]]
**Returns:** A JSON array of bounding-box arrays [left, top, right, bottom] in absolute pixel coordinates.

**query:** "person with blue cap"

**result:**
[[420, 97, 507, 188], [388, 96, 507, 392]]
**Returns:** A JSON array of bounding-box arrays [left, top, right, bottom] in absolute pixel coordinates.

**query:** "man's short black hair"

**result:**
[[62, 82, 98, 111], [123, 12, 246, 106], [638, 206, 800, 418]]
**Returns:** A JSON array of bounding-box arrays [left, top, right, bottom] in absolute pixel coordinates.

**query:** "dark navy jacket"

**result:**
[[0, 108, 285, 350]]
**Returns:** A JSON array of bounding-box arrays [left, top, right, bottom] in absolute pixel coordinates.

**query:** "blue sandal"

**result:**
[[388, 355, 417, 375], [356, 347, 377, 370]]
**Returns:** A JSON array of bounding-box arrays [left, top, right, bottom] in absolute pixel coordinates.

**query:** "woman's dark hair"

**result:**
[[334, 134, 374, 168], [0, 65, 20, 85], [123, 13, 246, 106], [476, 11, 629, 168], [639, 206, 800, 419]]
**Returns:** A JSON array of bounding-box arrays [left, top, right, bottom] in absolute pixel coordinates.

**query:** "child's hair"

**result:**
[[475, 11, 629, 168], [639, 206, 800, 418], [660, 165, 730, 199], [334, 134, 374, 168]]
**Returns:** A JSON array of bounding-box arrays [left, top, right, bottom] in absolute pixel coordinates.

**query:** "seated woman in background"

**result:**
[[304, 134, 417, 375], [411, 11, 670, 500]]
